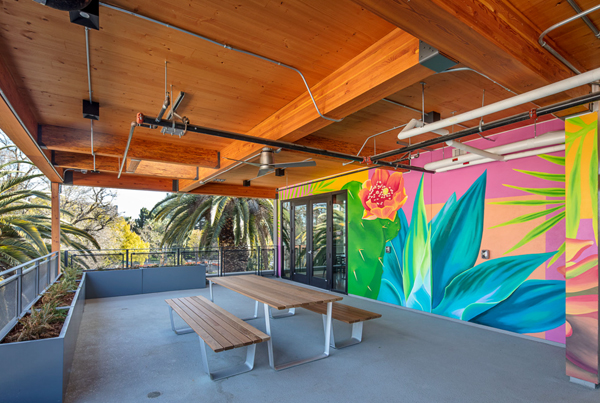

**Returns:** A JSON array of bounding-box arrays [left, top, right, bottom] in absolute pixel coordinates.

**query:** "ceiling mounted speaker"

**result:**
[[32, 0, 92, 11]]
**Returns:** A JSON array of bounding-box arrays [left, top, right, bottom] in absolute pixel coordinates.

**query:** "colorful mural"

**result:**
[[565, 112, 599, 384], [279, 120, 568, 343]]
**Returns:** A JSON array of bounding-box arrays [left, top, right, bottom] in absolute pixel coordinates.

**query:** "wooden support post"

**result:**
[[51, 182, 61, 272]]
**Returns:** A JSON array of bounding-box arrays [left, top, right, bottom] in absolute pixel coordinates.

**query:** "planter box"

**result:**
[[0, 274, 86, 403], [84, 264, 206, 299], [85, 269, 143, 299]]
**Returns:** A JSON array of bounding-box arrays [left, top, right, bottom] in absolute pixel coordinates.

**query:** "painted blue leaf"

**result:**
[[433, 252, 554, 320], [378, 210, 409, 306], [430, 171, 487, 310], [470, 280, 565, 333], [403, 175, 431, 312]]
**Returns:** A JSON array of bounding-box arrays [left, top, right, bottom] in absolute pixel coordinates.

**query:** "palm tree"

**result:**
[[0, 158, 99, 268], [152, 194, 274, 249]]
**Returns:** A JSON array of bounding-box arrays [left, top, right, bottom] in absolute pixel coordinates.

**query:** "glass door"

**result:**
[[291, 201, 309, 284], [308, 197, 330, 289], [286, 192, 347, 293]]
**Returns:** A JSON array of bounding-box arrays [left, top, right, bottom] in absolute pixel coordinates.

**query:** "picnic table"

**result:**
[[209, 275, 343, 370]]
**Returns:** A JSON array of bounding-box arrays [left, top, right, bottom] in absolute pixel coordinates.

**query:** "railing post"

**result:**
[[258, 247, 261, 276], [177, 247, 181, 266], [34, 260, 40, 295], [126, 249, 129, 269], [48, 256, 51, 285], [16, 267, 22, 317], [63, 250, 69, 268], [219, 247, 223, 276]]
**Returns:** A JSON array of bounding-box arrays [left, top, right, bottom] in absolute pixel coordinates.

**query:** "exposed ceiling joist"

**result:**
[[351, 0, 586, 102], [39, 125, 219, 168], [179, 28, 435, 191]]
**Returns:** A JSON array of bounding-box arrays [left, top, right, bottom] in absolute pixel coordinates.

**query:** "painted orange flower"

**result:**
[[358, 169, 408, 221]]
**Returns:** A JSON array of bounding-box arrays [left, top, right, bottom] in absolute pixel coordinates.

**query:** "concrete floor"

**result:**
[[66, 280, 599, 403]]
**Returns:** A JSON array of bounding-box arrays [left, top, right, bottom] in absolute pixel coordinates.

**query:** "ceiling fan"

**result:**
[[227, 147, 316, 178]]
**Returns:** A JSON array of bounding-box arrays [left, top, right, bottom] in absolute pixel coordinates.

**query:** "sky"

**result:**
[[114, 189, 169, 218]]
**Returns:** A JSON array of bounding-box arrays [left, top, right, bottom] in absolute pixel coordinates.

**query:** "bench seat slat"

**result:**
[[178, 297, 253, 349], [167, 299, 228, 352], [166, 296, 270, 353], [190, 296, 270, 343], [304, 302, 382, 324]]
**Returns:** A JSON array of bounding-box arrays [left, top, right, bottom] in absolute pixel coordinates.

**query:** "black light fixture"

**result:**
[[243, 180, 251, 187], [69, 0, 99, 30], [82, 100, 99, 120], [275, 168, 285, 177]]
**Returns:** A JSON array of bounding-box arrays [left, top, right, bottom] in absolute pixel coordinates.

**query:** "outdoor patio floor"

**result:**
[[65, 279, 599, 403]]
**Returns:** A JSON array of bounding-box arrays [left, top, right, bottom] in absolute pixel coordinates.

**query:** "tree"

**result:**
[[0, 157, 99, 268], [113, 218, 149, 266], [132, 207, 154, 235], [152, 194, 273, 249]]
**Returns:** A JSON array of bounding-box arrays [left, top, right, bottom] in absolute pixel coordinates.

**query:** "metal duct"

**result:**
[[424, 130, 564, 171], [32, 0, 92, 11]]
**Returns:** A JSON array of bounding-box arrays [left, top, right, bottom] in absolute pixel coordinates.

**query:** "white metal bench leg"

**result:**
[[199, 337, 257, 381], [169, 307, 194, 335], [239, 300, 260, 321], [322, 314, 363, 349], [264, 302, 332, 371], [209, 281, 214, 302], [269, 307, 296, 319]]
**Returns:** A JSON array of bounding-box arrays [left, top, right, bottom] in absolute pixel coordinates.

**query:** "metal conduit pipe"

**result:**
[[539, 4, 600, 75], [139, 115, 434, 174], [117, 122, 137, 178], [371, 90, 600, 161], [436, 144, 565, 173], [425, 130, 565, 171], [396, 66, 600, 141], [567, 0, 600, 39], [99, 2, 342, 123]]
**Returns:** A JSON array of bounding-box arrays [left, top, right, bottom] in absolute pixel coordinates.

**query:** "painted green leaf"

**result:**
[[503, 184, 564, 197], [430, 172, 486, 310], [402, 175, 431, 312], [490, 205, 563, 229], [505, 211, 565, 254], [344, 181, 385, 299], [488, 200, 564, 206], [513, 169, 565, 182], [470, 280, 565, 333], [433, 252, 554, 320], [566, 139, 582, 238], [547, 241, 565, 267], [538, 154, 565, 166], [378, 210, 408, 306], [381, 213, 402, 244]]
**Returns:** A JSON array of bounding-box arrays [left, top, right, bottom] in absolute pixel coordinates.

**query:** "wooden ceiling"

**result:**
[[0, 0, 598, 198]]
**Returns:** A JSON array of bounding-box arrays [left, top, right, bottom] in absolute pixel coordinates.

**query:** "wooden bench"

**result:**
[[303, 302, 381, 349], [166, 296, 270, 380]]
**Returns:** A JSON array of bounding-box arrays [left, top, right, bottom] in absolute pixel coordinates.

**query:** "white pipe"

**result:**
[[435, 144, 565, 173], [424, 130, 564, 171], [397, 67, 600, 140], [446, 140, 504, 161], [400, 118, 449, 136]]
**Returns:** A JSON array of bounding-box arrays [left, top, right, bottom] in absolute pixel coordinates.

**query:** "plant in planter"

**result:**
[[36, 281, 75, 309], [3, 302, 67, 343]]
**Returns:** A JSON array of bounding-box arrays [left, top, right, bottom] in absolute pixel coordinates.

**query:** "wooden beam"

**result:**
[[351, 0, 582, 97], [0, 57, 62, 182], [53, 151, 198, 179], [39, 125, 220, 168], [189, 183, 276, 199], [51, 182, 61, 271], [68, 171, 176, 192], [181, 28, 433, 191]]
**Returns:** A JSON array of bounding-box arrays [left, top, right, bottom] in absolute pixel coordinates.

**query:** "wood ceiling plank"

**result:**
[[189, 183, 276, 199], [351, 0, 585, 99], [68, 171, 176, 192], [0, 54, 62, 182], [39, 125, 219, 168], [52, 151, 198, 179], [181, 28, 434, 191]]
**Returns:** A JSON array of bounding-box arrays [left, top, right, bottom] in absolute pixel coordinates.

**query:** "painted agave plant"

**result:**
[[344, 170, 565, 334]]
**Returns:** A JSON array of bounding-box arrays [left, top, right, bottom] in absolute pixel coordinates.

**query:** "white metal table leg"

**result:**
[[269, 307, 296, 319], [322, 315, 363, 349], [210, 282, 259, 321], [199, 337, 257, 381], [263, 301, 332, 371], [169, 307, 194, 335], [209, 281, 214, 302]]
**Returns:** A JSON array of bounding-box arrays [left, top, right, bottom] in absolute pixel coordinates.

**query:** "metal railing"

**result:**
[[0, 252, 60, 341], [64, 246, 276, 277]]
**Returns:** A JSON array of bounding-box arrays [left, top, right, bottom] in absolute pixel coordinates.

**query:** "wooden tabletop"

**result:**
[[210, 275, 343, 310]]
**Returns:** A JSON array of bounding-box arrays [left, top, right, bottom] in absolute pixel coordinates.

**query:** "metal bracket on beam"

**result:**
[[419, 41, 458, 73]]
